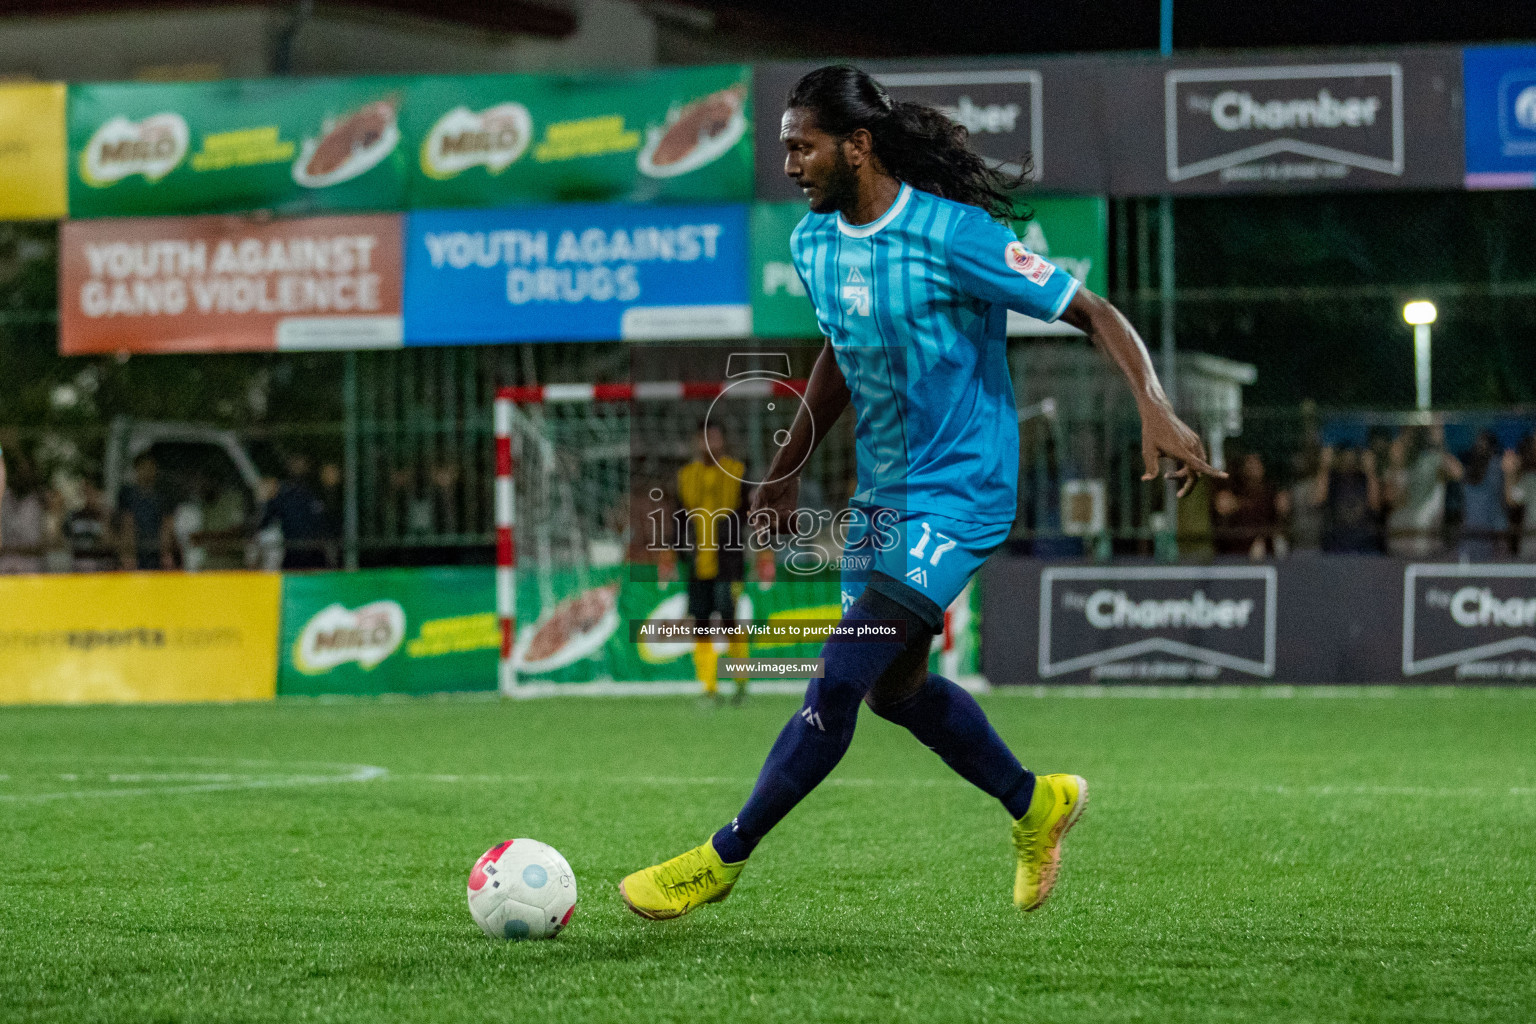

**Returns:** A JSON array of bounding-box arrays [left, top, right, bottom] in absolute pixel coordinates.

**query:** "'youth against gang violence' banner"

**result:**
[[59, 213, 404, 354]]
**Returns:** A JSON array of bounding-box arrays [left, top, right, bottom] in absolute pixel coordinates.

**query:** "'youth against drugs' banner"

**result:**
[[403, 203, 750, 344]]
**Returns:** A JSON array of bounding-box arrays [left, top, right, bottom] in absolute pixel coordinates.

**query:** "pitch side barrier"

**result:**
[[981, 555, 1536, 685]]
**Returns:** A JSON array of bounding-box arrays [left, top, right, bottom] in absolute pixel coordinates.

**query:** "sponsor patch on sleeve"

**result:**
[[1004, 240, 1054, 286]]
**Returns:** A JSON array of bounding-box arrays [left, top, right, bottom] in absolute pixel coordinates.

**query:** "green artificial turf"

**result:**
[[2, 688, 1534, 1023]]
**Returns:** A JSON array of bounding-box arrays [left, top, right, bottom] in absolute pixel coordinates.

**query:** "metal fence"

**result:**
[[9, 394, 1535, 575]]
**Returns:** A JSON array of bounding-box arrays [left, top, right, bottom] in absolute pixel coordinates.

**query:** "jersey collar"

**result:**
[[836, 182, 911, 238]]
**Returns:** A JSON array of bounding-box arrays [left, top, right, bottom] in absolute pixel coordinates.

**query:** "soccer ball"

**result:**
[[466, 838, 577, 940]]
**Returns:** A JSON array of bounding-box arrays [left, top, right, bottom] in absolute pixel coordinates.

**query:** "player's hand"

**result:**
[[1138, 398, 1225, 498], [749, 473, 800, 539]]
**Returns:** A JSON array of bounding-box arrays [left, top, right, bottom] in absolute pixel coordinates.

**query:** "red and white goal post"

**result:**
[[493, 379, 977, 695]]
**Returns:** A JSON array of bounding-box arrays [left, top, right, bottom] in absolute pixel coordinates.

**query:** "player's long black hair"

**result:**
[[787, 64, 1031, 222]]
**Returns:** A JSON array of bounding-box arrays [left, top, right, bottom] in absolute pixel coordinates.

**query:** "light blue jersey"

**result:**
[[791, 183, 1079, 525]]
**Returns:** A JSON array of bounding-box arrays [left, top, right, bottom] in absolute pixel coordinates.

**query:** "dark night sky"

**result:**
[[695, 0, 1536, 56]]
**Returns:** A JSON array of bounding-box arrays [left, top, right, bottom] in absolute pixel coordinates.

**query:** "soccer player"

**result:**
[[663, 421, 751, 700], [621, 65, 1221, 919]]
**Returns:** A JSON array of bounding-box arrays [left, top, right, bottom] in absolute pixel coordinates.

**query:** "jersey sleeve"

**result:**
[[945, 210, 1080, 323]]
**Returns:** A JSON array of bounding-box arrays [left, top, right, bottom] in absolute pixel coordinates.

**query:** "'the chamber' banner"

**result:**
[[980, 556, 1536, 684], [59, 212, 404, 354], [1106, 46, 1465, 195]]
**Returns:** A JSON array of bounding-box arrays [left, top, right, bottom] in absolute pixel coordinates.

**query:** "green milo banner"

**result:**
[[509, 567, 981, 686], [276, 565, 981, 694], [278, 567, 499, 697], [68, 77, 411, 218], [748, 195, 1108, 338], [403, 65, 752, 207]]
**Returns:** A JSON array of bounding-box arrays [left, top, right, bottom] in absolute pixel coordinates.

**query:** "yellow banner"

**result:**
[[0, 83, 66, 220], [0, 572, 280, 705]]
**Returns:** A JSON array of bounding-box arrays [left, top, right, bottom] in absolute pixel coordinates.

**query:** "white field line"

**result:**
[[3, 758, 1532, 803], [0, 763, 386, 803], [989, 685, 1493, 698], [390, 773, 1536, 798]]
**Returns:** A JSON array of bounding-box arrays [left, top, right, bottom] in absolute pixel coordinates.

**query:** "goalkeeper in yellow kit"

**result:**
[[663, 421, 751, 700]]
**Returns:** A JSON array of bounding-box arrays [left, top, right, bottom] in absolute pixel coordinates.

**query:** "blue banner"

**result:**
[[1464, 44, 1536, 189], [403, 203, 750, 344]]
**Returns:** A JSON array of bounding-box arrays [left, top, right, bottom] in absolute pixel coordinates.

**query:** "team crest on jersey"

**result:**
[[842, 265, 871, 316], [1004, 241, 1054, 286]]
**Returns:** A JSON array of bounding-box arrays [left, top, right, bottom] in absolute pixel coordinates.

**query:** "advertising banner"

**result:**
[[1035, 565, 1277, 680], [1107, 47, 1465, 195], [753, 58, 1108, 200], [748, 197, 1106, 338], [1463, 44, 1536, 189], [1401, 564, 1536, 681], [404, 65, 752, 208], [0, 572, 280, 705], [0, 83, 66, 220], [403, 203, 749, 344], [510, 567, 979, 686], [68, 77, 410, 218], [59, 212, 404, 354], [748, 201, 818, 338], [981, 555, 1536, 685], [1005, 196, 1106, 336], [277, 567, 499, 697]]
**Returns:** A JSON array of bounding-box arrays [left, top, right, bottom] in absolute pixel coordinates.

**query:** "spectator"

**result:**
[[1506, 435, 1536, 558], [116, 453, 170, 570], [435, 463, 461, 529], [250, 476, 284, 571], [0, 453, 46, 574], [1213, 452, 1279, 559], [318, 461, 343, 567], [168, 473, 212, 571], [1317, 445, 1382, 553], [258, 454, 329, 570], [1277, 448, 1323, 553], [1382, 426, 1456, 558], [200, 483, 250, 570], [65, 480, 116, 571], [41, 485, 70, 572], [1455, 430, 1507, 561]]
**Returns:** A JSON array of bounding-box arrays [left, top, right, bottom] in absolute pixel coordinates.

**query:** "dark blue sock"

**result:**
[[711, 597, 914, 864], [872, 673, 1035, 819]]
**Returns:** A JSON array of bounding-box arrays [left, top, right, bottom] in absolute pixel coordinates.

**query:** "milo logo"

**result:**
[[421, 103, 533, 179], [293, 600, 405, 674], [80, 113, 190, 186]]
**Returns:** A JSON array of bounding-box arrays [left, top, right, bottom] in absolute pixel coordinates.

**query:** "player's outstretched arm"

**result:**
[[749, 338, 850, 531], [1059, 288, 1226, 497]]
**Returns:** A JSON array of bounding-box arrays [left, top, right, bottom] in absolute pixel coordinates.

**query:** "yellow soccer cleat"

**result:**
[[1012, 773, 1089, 912], [619, 839, 745, 921]]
